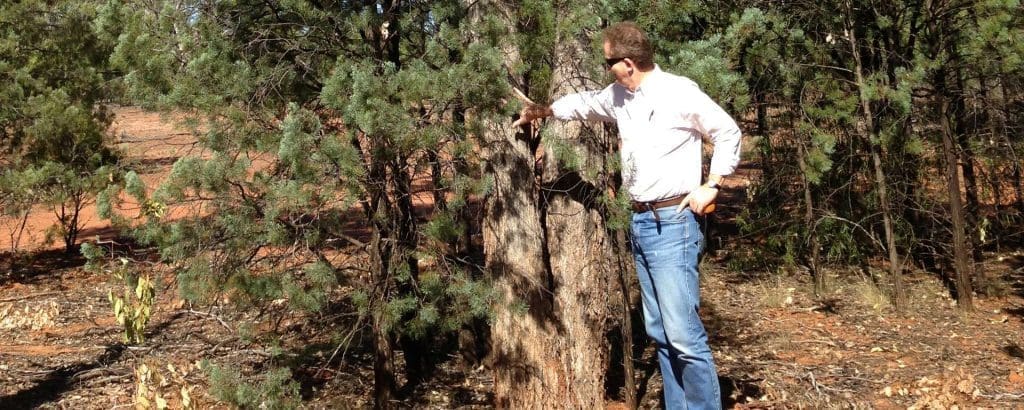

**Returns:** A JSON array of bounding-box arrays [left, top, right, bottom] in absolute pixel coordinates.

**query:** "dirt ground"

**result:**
[[1, 107, 1023, 409]]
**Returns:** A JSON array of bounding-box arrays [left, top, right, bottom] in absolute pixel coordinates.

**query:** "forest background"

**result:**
[[1, 0, 1023, 408]]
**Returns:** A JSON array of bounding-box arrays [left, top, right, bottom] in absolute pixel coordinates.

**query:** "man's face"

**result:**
[[603, 41, 630, 87]]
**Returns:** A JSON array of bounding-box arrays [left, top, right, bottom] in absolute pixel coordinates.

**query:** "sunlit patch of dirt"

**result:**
[[703, 265, 1024, 408], [0, 300, 60, 330]]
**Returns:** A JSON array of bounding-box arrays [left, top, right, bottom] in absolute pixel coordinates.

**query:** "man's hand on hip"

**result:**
[[678, 185, 719, 215]]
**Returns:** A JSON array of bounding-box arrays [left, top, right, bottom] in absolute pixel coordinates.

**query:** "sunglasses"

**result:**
[[605, 57, 627, 68]]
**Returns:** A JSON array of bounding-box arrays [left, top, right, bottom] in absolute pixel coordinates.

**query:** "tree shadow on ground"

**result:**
[[0, 224, 145, 287], [1001, 342, 1024, 361], [281, 314, 493, 407], [0, 247, 87, 287], [1006, 305, 1024, 319], [131, 156, 181, 174], [0, 311, 187, 409], [703, 299, 765, 408], [0, 344, 128, 410], [1005, 253, 1024, 298]]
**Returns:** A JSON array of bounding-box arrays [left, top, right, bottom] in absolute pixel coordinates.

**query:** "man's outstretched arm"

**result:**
[[511, 87, 615, 128]]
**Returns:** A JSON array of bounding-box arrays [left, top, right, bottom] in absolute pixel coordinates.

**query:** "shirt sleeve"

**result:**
[[687, 89, 742, 176], [550, 86, 616, 123]]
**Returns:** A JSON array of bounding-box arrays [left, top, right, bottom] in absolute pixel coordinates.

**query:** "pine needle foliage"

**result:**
[[0, 0, 119, 253], [202, 361, 301, 410], [90, 0, 508, 404], [626, 1, 1024, 307]]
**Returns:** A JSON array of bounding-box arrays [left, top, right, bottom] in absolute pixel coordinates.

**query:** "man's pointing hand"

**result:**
[[511, 87, 552, 128]]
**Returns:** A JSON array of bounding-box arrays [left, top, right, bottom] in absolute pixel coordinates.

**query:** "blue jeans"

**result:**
[[631, 206, 721, 409]]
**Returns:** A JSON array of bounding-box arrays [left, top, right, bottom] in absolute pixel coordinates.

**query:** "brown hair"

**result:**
[[603, 22, 655, 70]]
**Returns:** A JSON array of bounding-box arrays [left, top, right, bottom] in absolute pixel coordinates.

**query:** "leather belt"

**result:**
[[631, 195, 685, 214]]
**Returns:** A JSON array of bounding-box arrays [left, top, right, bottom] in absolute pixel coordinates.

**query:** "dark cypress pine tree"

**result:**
[[0, 0, 119, 254]]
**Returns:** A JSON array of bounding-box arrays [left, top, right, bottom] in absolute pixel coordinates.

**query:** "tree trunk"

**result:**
[[606, 118, 637, 409], [369, 227, 398, 408], [372, 314, 397, 409], [755, 92, 768, 136], [480, 113, 558, 407], [538, 25, 621, 405], [797, 141, 823, 297], [939, 91, 975, 311], [476, 3, 555, 404], [357, 131, 400, 407], [9, 210, 30, 252], [925, 4, 976, 309], [391, 157, 431, 391], [59, 191, 84, 253], [479, 4, 617, 406], [951, 59, 984, 289], [372, 318, 397, 409], [844, 14, 906, 309]]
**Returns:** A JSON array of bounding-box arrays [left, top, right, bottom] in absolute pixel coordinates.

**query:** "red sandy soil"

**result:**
[[0, 107, 197, 253]]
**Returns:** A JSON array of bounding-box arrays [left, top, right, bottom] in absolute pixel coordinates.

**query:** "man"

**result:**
[[512, 21, 741, 409]]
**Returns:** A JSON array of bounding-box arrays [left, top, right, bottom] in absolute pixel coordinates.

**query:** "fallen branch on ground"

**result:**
[[0, 292, 60, 303]]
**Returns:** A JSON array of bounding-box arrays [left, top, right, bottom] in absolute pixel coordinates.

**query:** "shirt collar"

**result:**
[[633, 65, 663, 93], [620, 64, 662, 95]]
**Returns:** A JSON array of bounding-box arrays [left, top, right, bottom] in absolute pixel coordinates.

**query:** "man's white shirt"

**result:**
[[549, 66, 742, 203]]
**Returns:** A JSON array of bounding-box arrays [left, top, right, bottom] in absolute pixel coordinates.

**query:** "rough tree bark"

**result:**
[[950, 57, 984, 290], [925, 0, 975, 309], [477, 3, 619, 407], [938, 82, 975, 311]]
